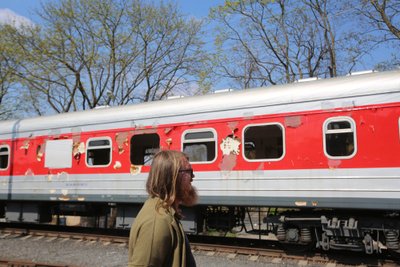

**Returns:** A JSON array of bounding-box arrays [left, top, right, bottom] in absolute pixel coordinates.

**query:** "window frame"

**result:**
[[130, 133, 160, 166], [323, 116, 357, 159], [0, 145, 10, 170], [242, 122, 286, 162], [181, 128, 217, 164], [85, 137, 112, 167]]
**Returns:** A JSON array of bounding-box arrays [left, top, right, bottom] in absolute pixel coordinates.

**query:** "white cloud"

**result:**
[[0, 8, 34, 28]]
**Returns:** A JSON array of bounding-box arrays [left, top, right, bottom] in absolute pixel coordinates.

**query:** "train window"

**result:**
[[323, 117, 356, 158], [130, 133, 160, 165], [0, 145, 9, 170], [45, 139, 73, 168], [182, 129, 217, 163], [243, 123, 285, 161], [86, 137, 112, 167]]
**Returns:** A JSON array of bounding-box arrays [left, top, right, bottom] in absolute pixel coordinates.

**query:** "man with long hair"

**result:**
[[128, 150, 198, 267]]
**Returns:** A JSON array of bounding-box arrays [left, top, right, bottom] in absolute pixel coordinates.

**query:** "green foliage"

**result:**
[[0, 0, 399, 119], [1, 0, 211, 118]]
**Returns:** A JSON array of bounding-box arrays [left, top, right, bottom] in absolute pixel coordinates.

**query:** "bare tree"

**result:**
[[354, 0, 400, 69], [6, 0, 210, 116], [210, 0, 397, 88], [360, 0, 400, 41], [303, 0, 337, 77], [210, 0, 341, 88], [0, 24, 25, 119]]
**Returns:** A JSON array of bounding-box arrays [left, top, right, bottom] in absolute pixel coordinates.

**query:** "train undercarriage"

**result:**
[[1, 201, 399, 255], [267, 209, 400, 254], [193, 206, 400, 255]]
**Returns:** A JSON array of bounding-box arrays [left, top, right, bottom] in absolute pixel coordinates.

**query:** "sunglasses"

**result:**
[[179, 169, 194, 177]]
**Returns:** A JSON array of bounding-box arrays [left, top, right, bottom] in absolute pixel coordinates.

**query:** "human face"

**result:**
[[176, 157, 197, 207]]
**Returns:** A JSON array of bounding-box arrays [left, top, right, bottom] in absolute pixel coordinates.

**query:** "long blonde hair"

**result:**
[[146, 150, 186, 210]]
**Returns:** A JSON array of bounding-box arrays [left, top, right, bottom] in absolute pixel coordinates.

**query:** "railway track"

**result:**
[[1, 226, 399, 267], [0, 259, 77, 267]]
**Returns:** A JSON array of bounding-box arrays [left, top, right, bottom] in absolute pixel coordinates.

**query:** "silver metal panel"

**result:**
[[0, 70, 399, 139], [4, 167, 400, 210]]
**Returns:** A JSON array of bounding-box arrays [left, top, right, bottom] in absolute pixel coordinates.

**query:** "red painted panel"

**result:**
[[0, 102, 399, 177]]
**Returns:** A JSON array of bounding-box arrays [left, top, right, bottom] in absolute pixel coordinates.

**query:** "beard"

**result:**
[[177, 182, 198, 207]]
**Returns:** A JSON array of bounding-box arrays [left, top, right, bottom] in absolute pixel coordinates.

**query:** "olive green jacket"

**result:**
[[128, 197, 186, 267]]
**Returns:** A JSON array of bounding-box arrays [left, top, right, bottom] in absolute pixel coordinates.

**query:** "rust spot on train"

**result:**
[[130, 164, 142, 175]]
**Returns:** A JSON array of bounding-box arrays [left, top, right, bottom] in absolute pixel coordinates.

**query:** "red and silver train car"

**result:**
[[0, 70, 400, 253]]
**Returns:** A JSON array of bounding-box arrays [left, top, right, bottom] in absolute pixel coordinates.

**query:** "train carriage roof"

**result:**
[[1, 70, 399, 135]]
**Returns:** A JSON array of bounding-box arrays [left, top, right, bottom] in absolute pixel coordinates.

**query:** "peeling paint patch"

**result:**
[[25, 169, 34, 176], [113, 161, 122, 170], [36, 145, 44, 161], [369, 125, 375, 132], [20, 140, 30, 150], [165, 138, 172, 148], [220, 136, 241, 155], [328, 159, 341, 169], [47, 174, 53, 181], [219, 154, 237, 172], [219, 135, 241, 173], [227, 122, 239, 133], [115, 132, 129, 154], [72, 142, 85, 158], [130, 164, 142, 175], [256, 163, 264, 171], [58, 172, 70, 181], [133, 128, 157, 135], [295, 201, 307, 207], [284, 116, 302, 128], [61, 189, 68, 195], [164, 127, 174, 135], [37, 153, 43, 161]]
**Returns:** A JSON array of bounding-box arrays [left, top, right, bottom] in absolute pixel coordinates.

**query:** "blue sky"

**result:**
[[0, 0, 224, 24], [0, 0, 396, 79]]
